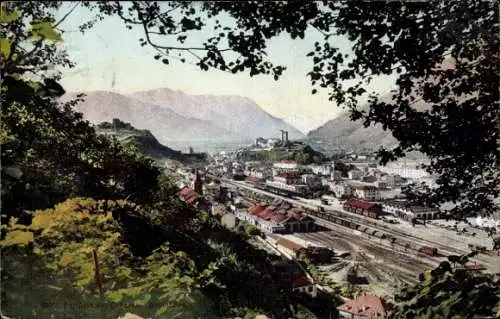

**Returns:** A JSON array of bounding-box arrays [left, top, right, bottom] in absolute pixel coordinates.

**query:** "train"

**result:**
[[309, 207, 439, 258]]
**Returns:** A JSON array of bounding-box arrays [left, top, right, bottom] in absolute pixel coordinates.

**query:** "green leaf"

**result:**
[[0, 9, 20, 23], [133, 293, 151, 306], [106, 290, 123, 303], [0, 38, 11, 59], [31, 21, 62, 42], [155, 305, 169, 316]]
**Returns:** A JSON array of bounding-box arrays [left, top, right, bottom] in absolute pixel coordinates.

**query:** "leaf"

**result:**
[[106, 290, 123, 303], [31, 21, 62, 42], [156, 305, 169, 316], [0, 9, 20, 23], [0, 38, 11, 59], [133, 293, 151, 306]]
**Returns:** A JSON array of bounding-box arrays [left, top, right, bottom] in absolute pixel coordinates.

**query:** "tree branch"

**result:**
[[54, 2, 81, 28]]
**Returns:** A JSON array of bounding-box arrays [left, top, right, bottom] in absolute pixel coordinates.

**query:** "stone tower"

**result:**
[[194, 169, 203, 195]]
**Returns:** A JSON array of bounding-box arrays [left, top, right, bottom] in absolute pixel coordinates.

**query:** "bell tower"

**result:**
[[194, 169, 203, 195]]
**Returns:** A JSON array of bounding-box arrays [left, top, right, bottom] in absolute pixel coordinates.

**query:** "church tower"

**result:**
[[194, 169, 203, 195]]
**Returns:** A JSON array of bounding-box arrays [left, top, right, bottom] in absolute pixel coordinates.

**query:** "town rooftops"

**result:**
[[337, 293, 390, 318], [345, 199, 377, 211]]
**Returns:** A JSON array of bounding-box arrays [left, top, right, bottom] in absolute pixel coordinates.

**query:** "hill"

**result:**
[[95, 119, 206, 163]]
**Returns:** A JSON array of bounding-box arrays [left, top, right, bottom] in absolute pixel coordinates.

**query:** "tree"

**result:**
[[390, 260, 500, 319], [85, 1, 498, 221]]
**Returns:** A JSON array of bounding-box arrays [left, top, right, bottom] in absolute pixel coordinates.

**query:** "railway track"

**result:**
[[231, 180, 469, 256]]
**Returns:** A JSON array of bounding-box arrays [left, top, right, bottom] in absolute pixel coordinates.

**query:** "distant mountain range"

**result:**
[[63, 89, 304, 145]]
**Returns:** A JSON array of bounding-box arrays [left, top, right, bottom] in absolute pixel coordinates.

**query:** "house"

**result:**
[[308, 163, 333, 176], [349, 182, 381, 200], [348, 169, 363, 180], [276, 237, 305, 258], [266, 172, 309, 195], [330, 183, 354, 198], [382, 201, 439, 221], [337, 293, 391, 318], [179, 187, 211, 212], [343, 199, 382, 219], [291, 274, 317, 298], [238, 204, 316, 233]]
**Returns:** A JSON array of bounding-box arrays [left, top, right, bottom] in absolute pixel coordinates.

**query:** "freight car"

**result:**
[[417, 245, 439, 257]]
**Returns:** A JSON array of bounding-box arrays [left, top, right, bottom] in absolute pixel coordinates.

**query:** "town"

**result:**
[[168, 132, 500, 318]]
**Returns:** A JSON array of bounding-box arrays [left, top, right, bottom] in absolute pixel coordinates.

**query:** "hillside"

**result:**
[[95, 119, 206, 163], [128, 88, 305, 140], [307, 91, 431, 152]]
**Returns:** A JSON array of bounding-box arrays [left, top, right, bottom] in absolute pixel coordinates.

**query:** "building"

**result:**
[[331, 170, 343, 181], [337, 293, 390, 318], [276, 237, 305, 258], [291, 274, 317, 298], [330, 182, 354, 198], [348, 169, 364, 180], [343, 199, 382, 219], [179, 186, 211, 212], [301, 174, 322, 190], [193, 169, 203, 195], [382, 201, 439, 221], [266, 172, 309, 195], [349, 182, 381, 201], [308, 163, 333, 176], [237, 204, 316, 233]]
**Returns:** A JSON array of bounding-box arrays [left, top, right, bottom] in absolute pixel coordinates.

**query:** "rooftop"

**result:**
[[344, 199, 377, 210], [276, 237, 304, 253], [337, 293, 390, 318]]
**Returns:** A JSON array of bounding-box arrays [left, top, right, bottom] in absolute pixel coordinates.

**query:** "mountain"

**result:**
[[64, 89, 304, 145], [63, 91, 236, 144], [307, 91, 430, 152], [128, 88, 305, 140]]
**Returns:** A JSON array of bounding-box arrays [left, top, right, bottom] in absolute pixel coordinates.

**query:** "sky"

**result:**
[[56, 3, 397, 133]]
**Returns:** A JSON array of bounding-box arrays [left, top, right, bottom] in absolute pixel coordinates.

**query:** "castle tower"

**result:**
[[194, 169, 203, 195]]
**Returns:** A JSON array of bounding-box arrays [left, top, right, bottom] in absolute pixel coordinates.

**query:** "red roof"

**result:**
[[280, 160, 297, 164], [187, 196, 199, 205], [291, 274, 313, 289], [338, 294, 390, 318], [276, 238, 304, 252], [180, 187, 194, 197], [345, 199, 376, 210], [249, 204, 266, 215]]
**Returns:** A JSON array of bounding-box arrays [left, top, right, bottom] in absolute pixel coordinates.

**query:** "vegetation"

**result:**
[[2, 1, 499, 318], [238, 144, 325, 165], [0, 3, 324, 318]]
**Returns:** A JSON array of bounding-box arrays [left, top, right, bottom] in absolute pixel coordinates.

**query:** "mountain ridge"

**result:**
[[63, 89, 304, 144]]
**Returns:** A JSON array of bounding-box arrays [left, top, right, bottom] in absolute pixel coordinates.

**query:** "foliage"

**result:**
[[0, 2, 161, 222], [390, 259, 500, 319], [1, 198, 212, 319]]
